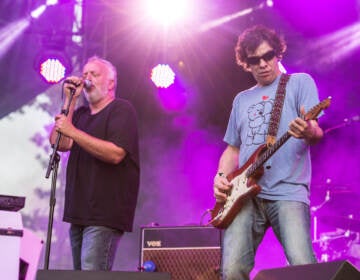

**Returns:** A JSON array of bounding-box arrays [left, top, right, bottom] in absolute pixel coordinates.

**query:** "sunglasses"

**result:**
[[246, 50, 276, 65]]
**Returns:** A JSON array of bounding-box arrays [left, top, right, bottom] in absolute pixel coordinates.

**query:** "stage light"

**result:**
[[295, 21, 360, 69], [30, 0, 62, 19], [266, 0, 274, 8], [40, 58, 66, 83], [0, 0, 59, 60], [0, 19, 30, 59], [30, 5, 47, 19], [151, 63, 188, 112], [144, 0, 190, 27], [199, 0, 273, 32], [46, 0, 59, 5], [34, 49, 72, 84], [151, 64, 175, 88]]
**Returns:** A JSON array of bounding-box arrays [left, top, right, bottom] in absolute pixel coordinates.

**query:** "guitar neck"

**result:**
[[246, 132, 291, 177], [245, 97, 331, 179]]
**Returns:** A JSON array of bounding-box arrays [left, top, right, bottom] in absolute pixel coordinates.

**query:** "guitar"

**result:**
[[210, 97, 331, 229]]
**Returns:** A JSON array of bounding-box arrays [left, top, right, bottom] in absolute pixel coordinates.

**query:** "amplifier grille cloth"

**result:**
[[143, 248, 221, 280]]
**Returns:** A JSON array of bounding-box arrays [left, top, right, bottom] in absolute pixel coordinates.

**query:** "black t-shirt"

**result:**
[[64, 98, 140, 232]]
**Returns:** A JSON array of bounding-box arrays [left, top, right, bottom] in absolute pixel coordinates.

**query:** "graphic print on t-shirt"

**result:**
[[246, 97, 274, 146]]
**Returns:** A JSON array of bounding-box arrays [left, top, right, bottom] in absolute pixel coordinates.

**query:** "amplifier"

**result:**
[[36, 270, 171, 280], [140, 226, 222, 280]]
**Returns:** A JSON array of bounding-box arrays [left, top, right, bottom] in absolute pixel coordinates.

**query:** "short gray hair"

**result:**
[[86, 56, 118, 91]]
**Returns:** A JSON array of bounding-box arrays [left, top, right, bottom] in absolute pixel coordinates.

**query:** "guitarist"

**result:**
[[213, 25, 324, 280]]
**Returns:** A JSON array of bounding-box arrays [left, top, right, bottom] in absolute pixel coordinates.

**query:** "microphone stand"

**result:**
[[324, 116, 359, 134], [43, 87, 76, 269], [311, 190, 330, 243]]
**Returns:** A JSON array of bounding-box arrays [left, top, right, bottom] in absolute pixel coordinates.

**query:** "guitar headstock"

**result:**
[[304, 96, 331, 120]]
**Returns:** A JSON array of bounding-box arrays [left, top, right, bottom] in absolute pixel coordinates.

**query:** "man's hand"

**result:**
[[288, 106, 323, 144], [54, 114, 77, 138], [213, 173, 232, 203], [63, 76, 84, 99]]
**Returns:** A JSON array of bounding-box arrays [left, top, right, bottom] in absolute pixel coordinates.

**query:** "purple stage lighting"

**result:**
[[144, 0, 190, 27], [30, 5, 47, 19], [46, 0, 59, 5], [151, 64, 175, 88]]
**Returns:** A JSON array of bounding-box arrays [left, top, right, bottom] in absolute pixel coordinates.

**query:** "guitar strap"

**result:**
[[266, 73, 291, 147]]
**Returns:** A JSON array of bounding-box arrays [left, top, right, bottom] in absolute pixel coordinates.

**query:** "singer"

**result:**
[[49, 56, 140, 271]]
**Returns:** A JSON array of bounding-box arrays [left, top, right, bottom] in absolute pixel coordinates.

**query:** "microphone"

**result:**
[[83, 79, 92, 90]]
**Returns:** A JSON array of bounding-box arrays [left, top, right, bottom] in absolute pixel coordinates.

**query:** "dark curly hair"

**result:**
[[235, 25, 287, 69]]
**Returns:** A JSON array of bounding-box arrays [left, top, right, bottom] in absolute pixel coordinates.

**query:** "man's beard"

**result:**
[[85, 88, 106, 104]]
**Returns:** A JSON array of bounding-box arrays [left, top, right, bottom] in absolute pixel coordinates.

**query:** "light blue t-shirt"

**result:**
[[224, 73, 321, 205]]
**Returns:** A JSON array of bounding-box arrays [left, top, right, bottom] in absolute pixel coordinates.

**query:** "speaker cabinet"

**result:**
[[140, 226, 222, 280], [253, 260, 360, 280], [36, 270, 171, 280], [20, 228, 43, 280], [0, 210, 22, 280]]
